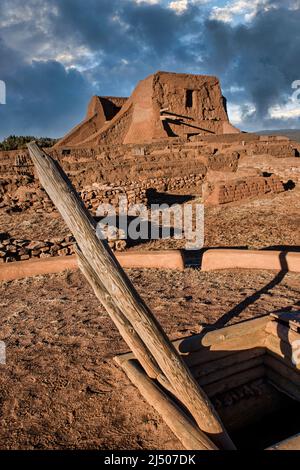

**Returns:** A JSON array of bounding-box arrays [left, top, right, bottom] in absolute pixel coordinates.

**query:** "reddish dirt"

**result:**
[[0, 185, 299, 450], [0, 267, 299, 449]]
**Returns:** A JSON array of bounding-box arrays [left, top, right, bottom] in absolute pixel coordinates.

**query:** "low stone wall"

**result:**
[[249, 142, 299, 158], [239, 156, 300, 185], [0, 250, 185, 281], [204, 175, 285, 205], [0, 173, 204, 214], [0, 229, 129, 263], [0, 183, 148, 214], [0, 234, 76, 263]]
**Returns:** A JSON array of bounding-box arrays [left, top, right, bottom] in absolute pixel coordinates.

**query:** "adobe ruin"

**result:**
[[55, 71, 240, 148], [0, 70, 299, 263], [0, 71, 300, 451]]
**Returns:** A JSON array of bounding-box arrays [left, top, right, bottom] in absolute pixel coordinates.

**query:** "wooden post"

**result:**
[[116, 358, 218, 450], [77, 248, 173, 393], [27, 142, 235, 450], [174, 315, 269, 354], [266, 320, 300, 346]]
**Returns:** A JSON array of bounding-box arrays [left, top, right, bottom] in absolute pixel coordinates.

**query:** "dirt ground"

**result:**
[[0, 267, 299, 449], [0, 186, 299, 449]]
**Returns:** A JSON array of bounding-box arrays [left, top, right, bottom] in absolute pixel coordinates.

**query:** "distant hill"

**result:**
[[0, 135, 57, 151], [256, 129, 300, 143]]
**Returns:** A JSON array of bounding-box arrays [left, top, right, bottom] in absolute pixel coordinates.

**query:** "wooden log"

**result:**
[[190, 347, 265, 379], [116, 358, 218, 450], [174, 315, 269, 355], [270, 311, 300, 332], [184, 330, 267, 368], [28, 142, 235, 450], [266, 368, 300, 402], [198, 356, 264, 387], [265, 355, 300, 388], [266, 320, 300, 346], [203, 365, 265, 397], [267, 433, 300, 450], [117, 330, 266, 369], [265, 335, 297, 367], [77, 249, 171, 390]]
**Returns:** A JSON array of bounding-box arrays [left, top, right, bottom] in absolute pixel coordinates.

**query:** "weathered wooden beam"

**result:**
[[115, 327, 267, 368], [27, 142, 235, 450], [265, 355, 300, 388], [266, 368, 300, 402], [184, 330, 267, 368], [265, 335, 296, 366], [116, 358, 218, 450], [174, 315, 269, 355], [190, 347, 265, 379], [266, 320, 300, 346], [270, 311, 300, 332], [202, 365, 265, 397], [198, 356, 264, 387], [77, 248, 172, 391], [267, 433, 300, 450]]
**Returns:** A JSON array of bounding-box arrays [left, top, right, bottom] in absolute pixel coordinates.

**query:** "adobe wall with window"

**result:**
[[55, 71, 240, 148]]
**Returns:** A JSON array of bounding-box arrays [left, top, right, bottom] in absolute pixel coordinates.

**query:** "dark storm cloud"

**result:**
[[0, 0, 300, 138], [0, 0, 203, 138], [0, 38, 93, 138], [49, 0, 202, 95], [51, 0, 199, 57], [202, 4, 300, 128]]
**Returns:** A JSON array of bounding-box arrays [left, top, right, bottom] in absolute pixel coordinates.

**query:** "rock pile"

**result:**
[[0, 230, 127, 263], [0, 233, 76, 263]]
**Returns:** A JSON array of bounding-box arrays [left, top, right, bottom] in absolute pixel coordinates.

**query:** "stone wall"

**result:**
[[239, 156, 300, 185], [0, 172, 205, 215], [204, 175, 285, 205], [0, 229, 129, 263], [0, 133, 297, 214], [0, 182, 147, 214], [0, 233, 76, 263]]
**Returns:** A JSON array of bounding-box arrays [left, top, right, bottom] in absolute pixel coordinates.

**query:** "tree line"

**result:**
[[0, 135, 57, 151]]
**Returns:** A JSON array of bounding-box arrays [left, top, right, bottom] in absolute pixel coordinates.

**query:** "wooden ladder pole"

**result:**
[[116, 358, 218, 450], [27, 142, 235, 450], [76, 248, 173, 393], [78, 250, 218, 450]]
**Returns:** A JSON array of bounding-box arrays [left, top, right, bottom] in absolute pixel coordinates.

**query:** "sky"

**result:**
[[0, 0, 300, 139]]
